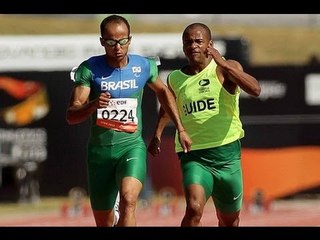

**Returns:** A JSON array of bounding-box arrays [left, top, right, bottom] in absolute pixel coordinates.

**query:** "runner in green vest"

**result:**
[[148, 22, 260, 226]]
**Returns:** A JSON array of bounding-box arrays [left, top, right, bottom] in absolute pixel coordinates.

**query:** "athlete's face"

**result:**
[[182, 26, 212, 64], [100, 21, 131, 64]]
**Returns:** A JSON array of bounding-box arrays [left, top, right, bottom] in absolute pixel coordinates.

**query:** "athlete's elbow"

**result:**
[[252, 85, 261, 97], [66, 111, 79, 125]]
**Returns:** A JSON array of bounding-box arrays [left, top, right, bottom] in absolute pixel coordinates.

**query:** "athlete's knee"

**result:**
[[120, 177, 142, 213], [218, 217, 240, 227], [93, 209, 114, 227], [185, 199, 204, 219], [121, 191, 139, 211], [217, 211, 240, 227]]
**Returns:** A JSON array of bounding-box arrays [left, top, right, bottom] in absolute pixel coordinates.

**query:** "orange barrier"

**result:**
[[149, 137, 320, 205], [242, 146, 320, 204]]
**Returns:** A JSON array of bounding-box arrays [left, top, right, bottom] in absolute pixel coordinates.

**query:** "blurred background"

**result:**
[[0, 14, 320, 225]]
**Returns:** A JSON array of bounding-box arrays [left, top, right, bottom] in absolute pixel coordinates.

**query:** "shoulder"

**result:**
[[128, 54, 151, 66], [225, 59, 243, 71], [168, 69, 181, 78], [167, 69, 183, 86], [77, 55, 105, 70], [129, 54, 146, 61], [87, 54, 104, 61], [216, 59, 243, 79], [82, 55, 105, 67]]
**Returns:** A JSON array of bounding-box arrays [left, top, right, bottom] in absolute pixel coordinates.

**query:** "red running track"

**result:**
[[0, 199, 319, 226]]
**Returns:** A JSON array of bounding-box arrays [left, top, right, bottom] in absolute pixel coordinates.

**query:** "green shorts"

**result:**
[[179, 140, 243, 213], [87, 137, 146, 210]]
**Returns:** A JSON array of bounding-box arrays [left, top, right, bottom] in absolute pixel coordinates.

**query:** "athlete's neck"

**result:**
[[106, 55, 129, 69]]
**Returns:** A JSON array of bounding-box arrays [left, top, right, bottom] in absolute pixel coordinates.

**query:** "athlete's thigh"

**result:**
[[180, 157, 213, 200], [87, 144, 118, 210], [116, 139, 147, 185], [212, 141, 243, 213]]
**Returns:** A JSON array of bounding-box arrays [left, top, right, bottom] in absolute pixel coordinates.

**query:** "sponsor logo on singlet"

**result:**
[[101, 79, 138, 91]]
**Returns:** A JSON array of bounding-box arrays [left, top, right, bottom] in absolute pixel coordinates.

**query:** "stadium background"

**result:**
[[0, 14, 320, 226]]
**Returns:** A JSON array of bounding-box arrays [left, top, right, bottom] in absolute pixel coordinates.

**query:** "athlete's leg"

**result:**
[[216, 210, 240, 226], [180, 159, 213, 226], [92, 191, 120, 227], [115, 139, 146, 226], [212, 140, 243, 227], [87, 144, 118, 227], [181, 183, 207, 226], [117, 176, 143, 226], [92, 210, 114, 226]]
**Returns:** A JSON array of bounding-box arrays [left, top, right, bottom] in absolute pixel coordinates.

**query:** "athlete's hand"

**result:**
[[96, 92, 111, 108], [206, 46, 227, 68], [147, 136, 161, 157], [178, 130, 192, 153]]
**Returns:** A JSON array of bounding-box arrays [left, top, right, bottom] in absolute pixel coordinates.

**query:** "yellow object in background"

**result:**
[[0, 77, 50, 126]]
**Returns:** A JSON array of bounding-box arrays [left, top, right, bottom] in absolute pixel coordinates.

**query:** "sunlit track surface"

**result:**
[[0, 198, 319, 226]]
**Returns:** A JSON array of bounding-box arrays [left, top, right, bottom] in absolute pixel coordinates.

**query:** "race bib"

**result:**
[[96, 98, 138, 133]]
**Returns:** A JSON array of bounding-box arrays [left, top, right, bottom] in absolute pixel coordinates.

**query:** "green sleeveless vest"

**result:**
[[168, 60, 244, 152]]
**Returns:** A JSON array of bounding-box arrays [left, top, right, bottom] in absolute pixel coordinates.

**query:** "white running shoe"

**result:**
[[113, 192, 120, 226]]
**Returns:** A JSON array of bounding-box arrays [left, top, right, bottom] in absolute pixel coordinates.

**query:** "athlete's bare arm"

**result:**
[[148, 77, 192, 153], [66, 85, 111, 125], [206, 46, 261, 97]]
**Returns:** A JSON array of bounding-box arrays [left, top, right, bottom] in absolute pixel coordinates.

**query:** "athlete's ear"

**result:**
[[208, 39, 213, 47], [100, 37, 105, 47]]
